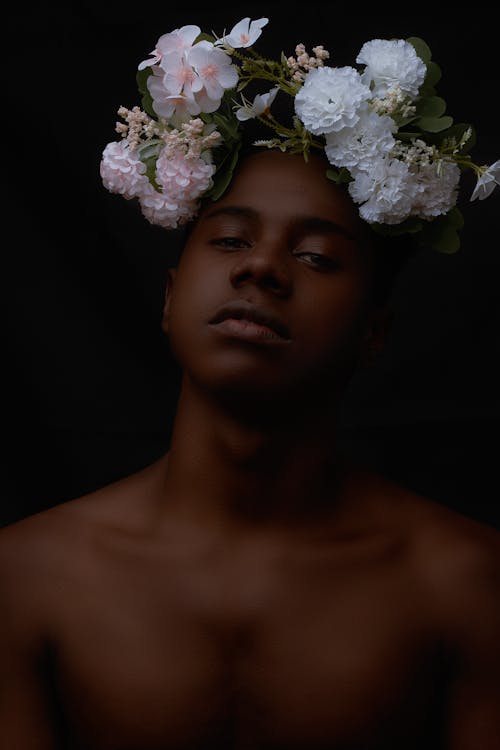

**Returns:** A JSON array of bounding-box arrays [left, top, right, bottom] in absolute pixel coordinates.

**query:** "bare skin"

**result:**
[[1, 151, 499, 749]]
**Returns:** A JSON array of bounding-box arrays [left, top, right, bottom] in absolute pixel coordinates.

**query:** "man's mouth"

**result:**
[[209, 300, 291, 341]]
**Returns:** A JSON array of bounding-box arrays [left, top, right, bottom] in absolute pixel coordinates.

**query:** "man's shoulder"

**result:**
[[0, 466, 152, 584], [388, 474, 497, 561], [0, 455, 166, 560], [374, 473, 500, 631], [354, 466, 498, 594]]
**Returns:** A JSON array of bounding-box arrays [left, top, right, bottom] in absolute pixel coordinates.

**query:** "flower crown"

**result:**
[[100, 17, 499, 253]]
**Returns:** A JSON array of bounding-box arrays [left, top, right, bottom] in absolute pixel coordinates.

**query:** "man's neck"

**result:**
[[158, 375, 353, 534]]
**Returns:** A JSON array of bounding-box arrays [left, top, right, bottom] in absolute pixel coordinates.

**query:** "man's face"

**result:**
[[164, 150, 381, 406]]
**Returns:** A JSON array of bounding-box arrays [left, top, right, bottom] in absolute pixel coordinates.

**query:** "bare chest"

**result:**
[[48, 538, 445, 750]]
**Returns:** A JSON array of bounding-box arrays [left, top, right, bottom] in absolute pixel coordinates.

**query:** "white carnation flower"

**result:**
[[324, 109, 396, 170], [100, 141, 148, 199], [294, 66, 371, 136], [412, 160, 460, 219], [357, 39, 426, 98], [138, 149, 216, 229], [349, 157, 423, 224]]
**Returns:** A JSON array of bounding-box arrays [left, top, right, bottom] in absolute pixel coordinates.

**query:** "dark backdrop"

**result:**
[[3, 2, 499, 527]]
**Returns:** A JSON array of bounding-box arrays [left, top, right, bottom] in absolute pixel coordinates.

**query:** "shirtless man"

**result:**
[[1, 148, 499, 749]]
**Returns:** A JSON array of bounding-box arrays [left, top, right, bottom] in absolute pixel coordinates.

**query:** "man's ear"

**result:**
[[360, 305, 393, 367], [161, 267, 177, 335]]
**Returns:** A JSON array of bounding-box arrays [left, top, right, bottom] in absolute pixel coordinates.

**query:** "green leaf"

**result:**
[[439, 123, 477, 154], [447, 206, 464, 230], [137, 139, 162, 162], [417, 115, 454, 132], [416, 96, 447, 118], [422, 61, 442, 89], [407, 36, 432, 64], [141, 92, 156, 119], [397, 114, 419, 128], [326, 167, 351, 184], [194, 32, 216, 44], [212, 111, 241, 142], [432, 228, 461, 253], [395, 131, 423, 141], [142, 156, 161, 191], [207, 144, 242, 201], [417, 210, 463, 253], [135, 68, 156, 117], [136, 67, 152, 96]]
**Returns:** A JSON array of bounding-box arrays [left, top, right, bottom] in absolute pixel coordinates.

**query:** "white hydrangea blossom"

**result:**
[[100, 141, 148, 199], [357, 39, 427, 98], [348, 158, 424, 224], [411, 160, 461, 219], [294, 66, 371, 135], [324, 109, 396, 170]]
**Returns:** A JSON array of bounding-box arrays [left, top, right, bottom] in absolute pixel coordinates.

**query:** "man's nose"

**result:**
[[229, 242, 292, 297]]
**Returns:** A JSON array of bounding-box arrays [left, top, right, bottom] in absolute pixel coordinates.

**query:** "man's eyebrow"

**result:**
[[294, 215, 357, 242], [202, 206, 259, 222], [202, 205, 357, 242]]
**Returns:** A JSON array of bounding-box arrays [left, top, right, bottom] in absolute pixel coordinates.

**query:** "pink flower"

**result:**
[[138, 150, 216, 229], [100, 141, 148, 199], [187, 41, 238, 101], [218, 17, 268, 48], [160, 51, 203, 99], [138, 25, 201, 70], [147, 68, 201, 124]]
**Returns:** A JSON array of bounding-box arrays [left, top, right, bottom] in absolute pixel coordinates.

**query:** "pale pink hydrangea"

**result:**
[[100, 140, 148, 199], [348, 158, 424, 224], [138, 150, 216, 229], [138, 182, 188, 229], [357, 39, 426, 99], [324, 109, 396, 170], [294, 66, 371, 136]]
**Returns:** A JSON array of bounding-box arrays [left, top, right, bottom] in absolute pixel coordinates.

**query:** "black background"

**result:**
[[3, 2, 499, 527]]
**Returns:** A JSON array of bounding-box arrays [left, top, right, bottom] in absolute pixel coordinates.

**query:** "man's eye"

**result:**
[[211, 237, 250, 249], [296, 252, 340, 270]]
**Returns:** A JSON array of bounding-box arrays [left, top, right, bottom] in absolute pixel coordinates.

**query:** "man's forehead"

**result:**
[[209, 151, 362, 225]]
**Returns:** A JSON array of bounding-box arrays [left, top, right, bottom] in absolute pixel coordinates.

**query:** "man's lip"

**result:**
[[209, 300, 290, 339]]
